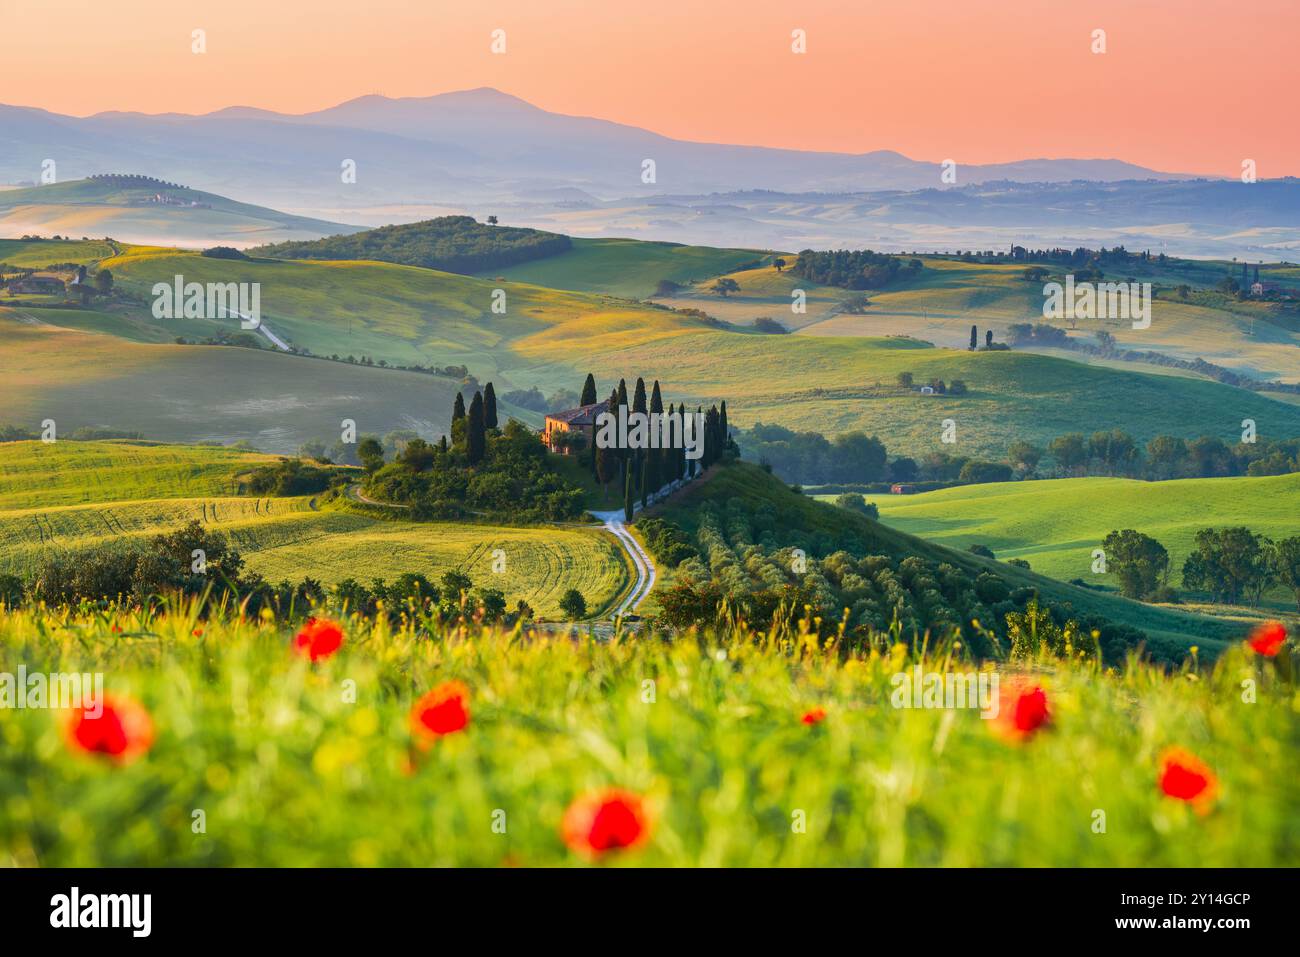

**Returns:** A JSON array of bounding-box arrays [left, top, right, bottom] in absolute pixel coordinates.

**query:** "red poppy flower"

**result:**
[[294, 618, 343, 661], [801, 707, 827, 725], [192, 628, 204, 637], [993, 680, 1049, 740], [562, 789, 651, 857], [64, 694, 154, 763], [1159, 747, 1218, 813], [410, 681, 471, 742], [1247, 621, 1286, 657]]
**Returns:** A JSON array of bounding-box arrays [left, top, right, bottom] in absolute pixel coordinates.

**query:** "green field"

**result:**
[[0, 179, 355, 248], [0, 319, 467, 453], [656, 260, 850, 330], [838, 473, 1300, 598], [1, 606, 1293, 866], [0, 441, 630, 618], [791, 257, 1300, 384], [4, 238, 1299, 462], [0, 238, 117, 268], [480, 237, 766, 300]]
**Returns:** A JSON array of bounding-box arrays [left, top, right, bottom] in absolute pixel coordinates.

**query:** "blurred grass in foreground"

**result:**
[[0, 602, 1296, 866]]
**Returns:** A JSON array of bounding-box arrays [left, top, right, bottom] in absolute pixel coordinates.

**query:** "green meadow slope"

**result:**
[[480, 237, 766, 300], [0, 318, 464, 453], [659, 463, 1246, 657], [0, 237, 117, 267], [0, 179, 357, 247], [849, 473, 1300, 593], [0, 441, 630, 618]]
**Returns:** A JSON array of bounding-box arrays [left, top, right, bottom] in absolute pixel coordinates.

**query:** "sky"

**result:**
[[3, 0, 1296, 176]]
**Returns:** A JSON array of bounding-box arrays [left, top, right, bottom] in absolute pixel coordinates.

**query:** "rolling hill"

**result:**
[[849, 473, 1300, 597], [655, 462, 1248, 658], [664, 256, 1300, 384], [5, 238, 1298, 459], [0, 176, 359, 247], [479, 237, 768, 300]]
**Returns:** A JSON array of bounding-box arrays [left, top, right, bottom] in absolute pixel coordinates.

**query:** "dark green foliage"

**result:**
[[833, 493, 878, 519], [580, 373, 597, 407], [247, 458, 339, 495], [467, 392, 486, 465], [1181, 527, 1272, 605], [365, 419, 585, 522], [1101, 529, 1170, 600], [968, 544, 996, 559], [200, 246, 249, 260], [751, 317, 788, 334], [358, 437, 385, 473], [483, 382, 498, 430], [636, 518, 698, 567], [790, 249, 922, 289], [559, 588, 587, 621], [738, 423, 888, 485], [957, 461, 1014, 484], [252, 216, 571, 274]]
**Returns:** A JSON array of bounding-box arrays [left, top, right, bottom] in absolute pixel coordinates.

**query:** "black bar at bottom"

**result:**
[[0, 867, 1280, 942]]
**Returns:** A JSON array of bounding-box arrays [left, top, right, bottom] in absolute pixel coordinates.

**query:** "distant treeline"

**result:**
[[739, 421, 1300, 488], [0, 425, 142, 443], [790, 249, 923, 290], [252, 216, 571, 274]]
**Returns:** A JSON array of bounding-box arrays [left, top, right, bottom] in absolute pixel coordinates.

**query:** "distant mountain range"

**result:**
[[1, 88, 1193, 205], [4, 88, 1296, 257]]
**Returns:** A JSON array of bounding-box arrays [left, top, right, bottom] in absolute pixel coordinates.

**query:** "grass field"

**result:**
[[0, 606, 1293, 866], [0, 320, 465, 453], [480, 237, 766, 300], [792, 257, 1300, 384], [835, 473, 1300, 598], [0, 238, 117, 268], [6, 239, 1300, 460], [655, 260, 848, 330], [0, 441, 630, 618]]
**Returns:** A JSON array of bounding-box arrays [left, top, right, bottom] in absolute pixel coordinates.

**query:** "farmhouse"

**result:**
[[542, 402, 605, 454], [890, 483, 916, 494]]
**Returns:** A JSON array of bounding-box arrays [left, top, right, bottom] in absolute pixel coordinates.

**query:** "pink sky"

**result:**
[[6, 0, 1297, 176]]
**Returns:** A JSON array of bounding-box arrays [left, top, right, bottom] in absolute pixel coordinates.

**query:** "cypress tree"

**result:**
[[450, 392, 467, 449], [483, 382, 498, 430], [467, 391, 486, 465], [673, 404, 686, 482], [640, 454, 650, 509], [616, 378, 628, 409], [595, 389, 618, 495], [580, 373, 597, 407], [631, 378, 648, 493], [623, 461, 634, 522], [648, 380, 664, 495], [970, 325, 978, 350], [719, 400, 728, 453]]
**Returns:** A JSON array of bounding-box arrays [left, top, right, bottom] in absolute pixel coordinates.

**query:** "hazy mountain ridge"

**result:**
[[5, 88, 1294, 257]]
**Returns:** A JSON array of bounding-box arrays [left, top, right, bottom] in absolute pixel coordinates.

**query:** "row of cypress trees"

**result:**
[[576, 372, 730, 520], [449, 382, 498, 464]]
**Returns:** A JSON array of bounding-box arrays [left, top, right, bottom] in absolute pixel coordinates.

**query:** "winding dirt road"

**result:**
[[591, 510, 656, 617]]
